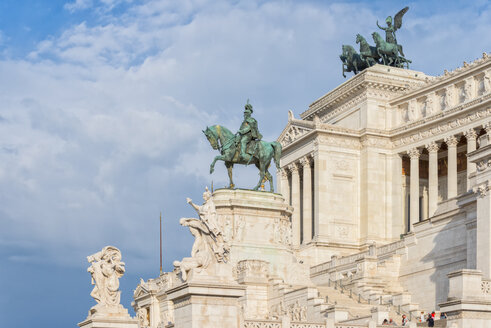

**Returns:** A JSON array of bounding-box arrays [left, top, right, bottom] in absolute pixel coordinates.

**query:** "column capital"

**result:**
[[473, 181, 490, 198], [407, 148, 421, 159], [280, 168, 289, 178], [425, 142, 440, 153], [299, 155, 312, 167], [288, 162, 299, 173], [444, 135, 459, 147], [464, 128, 478, 141]]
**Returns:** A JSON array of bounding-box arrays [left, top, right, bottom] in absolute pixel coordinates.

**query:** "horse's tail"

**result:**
[[271, 141, 282, 170]]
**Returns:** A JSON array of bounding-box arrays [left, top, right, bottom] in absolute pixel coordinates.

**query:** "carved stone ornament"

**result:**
[[476, 159, 491, 172], [464, 128, 478, 141], [444, 135, 459, 147], [300, 155, 312, 167], [473, 181, 490, 198], [87, 246, 125, 311], [407, 148, 420, 159], [136, 308, 149, 328], [425, 142, 439, 153]]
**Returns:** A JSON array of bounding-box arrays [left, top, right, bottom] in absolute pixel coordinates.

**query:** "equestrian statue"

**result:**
[[340, 6, 411, 77], [203, 101, 282, 192]]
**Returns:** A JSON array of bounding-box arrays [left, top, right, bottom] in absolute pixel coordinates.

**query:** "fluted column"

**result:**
[[445, 136, 459, 199], [280, 168, 290, 204], [465, 129, 477, 190], [289, 163, 301, 246], [408, 148, 421, 230], [426, 142, 440, 217], [301, 156, 312, 244]]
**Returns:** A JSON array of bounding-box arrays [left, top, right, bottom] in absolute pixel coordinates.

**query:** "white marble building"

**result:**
[[94, 53, 491, 328]]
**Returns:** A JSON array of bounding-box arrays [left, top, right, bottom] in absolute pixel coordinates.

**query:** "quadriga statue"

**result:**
[[87, 246, 125, 312]]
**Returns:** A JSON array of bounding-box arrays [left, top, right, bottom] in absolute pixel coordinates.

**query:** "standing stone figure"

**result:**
[[483, 71, 491, 94], [235, 100, 263, 160], [87, 246, 125, 308]]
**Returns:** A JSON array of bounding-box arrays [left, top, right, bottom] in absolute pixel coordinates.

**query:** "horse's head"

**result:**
[[372, 32, 381, 44], [356, 34, 362, 44], [203, 126, 219, 150]]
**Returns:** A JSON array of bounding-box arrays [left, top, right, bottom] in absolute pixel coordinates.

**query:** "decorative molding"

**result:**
[[476, 160, 491, 173], [288, 163, 299, 173]]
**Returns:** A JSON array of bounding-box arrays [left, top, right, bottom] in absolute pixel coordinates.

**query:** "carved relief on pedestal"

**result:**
[[274, 218, 292, 246], [287, 301, 307, 322]]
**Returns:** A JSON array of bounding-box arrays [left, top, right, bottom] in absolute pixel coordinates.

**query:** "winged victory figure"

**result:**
[[376, 6, 409, 57]]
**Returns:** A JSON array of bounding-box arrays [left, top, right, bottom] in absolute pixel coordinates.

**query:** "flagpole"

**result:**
[[160, 212, 163, 275]]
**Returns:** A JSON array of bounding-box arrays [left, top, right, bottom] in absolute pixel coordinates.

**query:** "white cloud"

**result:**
[[64, 0, 94, 12], [1, 0, 491, 276]]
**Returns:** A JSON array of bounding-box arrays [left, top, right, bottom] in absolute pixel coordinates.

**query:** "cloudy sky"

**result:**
[[0, 0, 489, 327]]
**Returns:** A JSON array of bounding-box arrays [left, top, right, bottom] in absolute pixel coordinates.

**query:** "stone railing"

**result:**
[[243, 319, 282, 328], [376, 240, 405, 258], [243, 320, 405, 328]]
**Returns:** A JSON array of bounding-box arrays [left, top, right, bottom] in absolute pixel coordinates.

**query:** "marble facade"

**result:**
[[86, 53, 491, 328]]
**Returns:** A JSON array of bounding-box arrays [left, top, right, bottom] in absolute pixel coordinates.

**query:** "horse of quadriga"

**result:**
[[372, 31, 403, 67], [356, 34, 381, 66], [203, 125, 281, 192], [340, 45, 368, 77]]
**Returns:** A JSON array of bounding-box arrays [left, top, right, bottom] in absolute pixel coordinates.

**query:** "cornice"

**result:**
[[300, 65, 428, 121], [391, 52, 491, 106]]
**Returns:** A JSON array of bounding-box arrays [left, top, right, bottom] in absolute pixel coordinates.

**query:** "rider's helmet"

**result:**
[[244, 99, 253, 114]]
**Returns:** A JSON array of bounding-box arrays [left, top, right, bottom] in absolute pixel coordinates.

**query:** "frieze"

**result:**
[[360, 135, 393, 148], [392, 106, 491, 148]]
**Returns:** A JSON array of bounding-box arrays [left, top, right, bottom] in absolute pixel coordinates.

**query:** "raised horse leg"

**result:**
[[225, 161, 235, 189], [210, 155, 226, 174]]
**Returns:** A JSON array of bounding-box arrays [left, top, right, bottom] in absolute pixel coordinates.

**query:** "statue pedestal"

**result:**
[[166, 280, 245, 328], [78, 305, 138, 328], [213, 189, 310, 285]]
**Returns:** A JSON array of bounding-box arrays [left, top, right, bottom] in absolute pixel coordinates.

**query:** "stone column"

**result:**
[[426, 142, 439, 217], [469, 135, 491, 278], [289, 163, 301, 247], [408, 148, 421, 230], [465, 129, 477, 190], [445, 135, 459, 199], [280, 168, 290, 204], [301, 156, 312, 244]]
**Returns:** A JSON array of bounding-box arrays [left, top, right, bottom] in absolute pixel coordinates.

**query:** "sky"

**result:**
[[0, 1, 489, 327]]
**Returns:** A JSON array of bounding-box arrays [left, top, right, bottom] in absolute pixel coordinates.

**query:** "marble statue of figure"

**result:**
[[186, 186, 229, 262], [173, 191, 230, 281], [462, 81, 472, 102], [444, 87, 453, 109], [186, 187, 221, 240], [425, 95, 434, 116], [483, 71, 490, 94], [87, 246, 125, 308], [173, 218, 215, 281]]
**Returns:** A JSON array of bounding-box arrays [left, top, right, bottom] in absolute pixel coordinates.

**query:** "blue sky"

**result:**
[[0, 1, 489, 327]]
